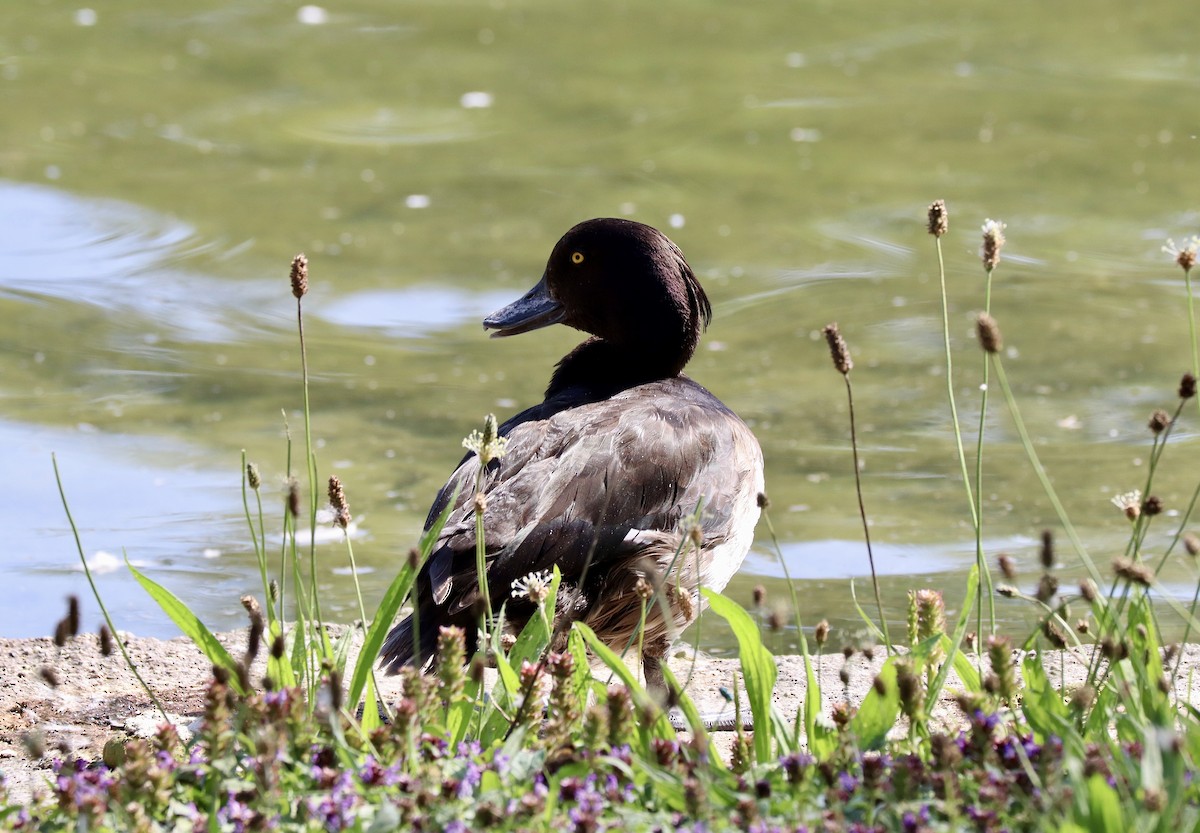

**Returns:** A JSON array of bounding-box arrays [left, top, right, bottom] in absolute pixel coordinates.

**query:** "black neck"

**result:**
[[546, 338, 690, 399]]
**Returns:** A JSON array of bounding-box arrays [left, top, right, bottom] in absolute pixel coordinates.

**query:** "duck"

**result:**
[[381, 217, 764, 692]]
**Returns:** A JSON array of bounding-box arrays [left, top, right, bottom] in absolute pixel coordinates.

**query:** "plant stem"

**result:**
[[974, 272, 996, 636], [934, 236, 979, 526], [842, 374, 891, 650], [296, 297, 327, 650], [52, 454, 169, 721]]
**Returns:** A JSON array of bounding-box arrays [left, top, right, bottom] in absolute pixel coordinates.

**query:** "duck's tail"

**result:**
[[379, 609, 439, 675]]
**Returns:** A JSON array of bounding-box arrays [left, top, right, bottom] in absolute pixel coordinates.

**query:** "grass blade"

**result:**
[[125, 556, 246, 695], [702, 590, 776, 765], [347, 487, 458, 710]]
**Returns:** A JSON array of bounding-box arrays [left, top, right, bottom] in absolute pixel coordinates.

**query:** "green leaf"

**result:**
[[949, 635, 982, 692], [126, 557, 246, 695], [1021, 652, 1072, 743], [347, 487, 458, 711], [849, 656, 901, 749], [848, 578, 887, 644], [573, 622, 670, 744], [264, 621, 296, 690], [661, 662, 722, 769], [359, 674, 380, 733], [1083, 773, 1126, 833], [800, 646, 827, 757], [702, 590, 776, 765]]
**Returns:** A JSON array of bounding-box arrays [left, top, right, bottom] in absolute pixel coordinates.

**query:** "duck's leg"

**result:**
[[641, 647, 668, 701], [642, 640, 756, 733]]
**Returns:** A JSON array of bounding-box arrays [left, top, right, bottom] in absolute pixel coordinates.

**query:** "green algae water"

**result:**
[[2, 0, 1198, 652]]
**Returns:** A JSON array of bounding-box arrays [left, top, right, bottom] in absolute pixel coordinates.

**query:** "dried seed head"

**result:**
[[1184, 533, 1200, 557], [327, 475, 352, 529], [814, 619, 830, 648], [998, 553, 1017, 580], [634, 576, 654, 600], [1040, 529, 1055, 569], [1079, 578, 1098, 602], [269, 579, 279, 604], [1143, 495, 1163, 516], [821, 323, 853, 375], [241, 595, 265, 662], [286, 477, 301, 518], [1163, 236, 1199, 273], [247, 463, 261, 491], [895, 658, 923, 720], [99, 624, 113, 656], [327, 669, 343, 713], [1070, 685, 1095, 711], [1180, 373, 1197, 400], [407, 547, 420, 570], [980, 219, 1006, 272], [927, 199, 948, 237], [751, 584, 766, 608], [767, 607, 786, 632], [842, 645, 855, 660], [289, 253, 308, 299], [235, 662, 251, 693], [1035, 574, 1058, 604], [756, 492, 770, 509], [271, 633, 286, 660], [40, 666, 60, 688], [54, 618, 69, 648], [996, 584, 1018, 598], [1113, 556, 1153, 587], [1075, 618, 1090, 634], [1042, 620, 1068, 649], [67, 595, 80, 637], [1148, 409, 1171, 435], [976, 312, 1002, 354], [872, 675, 887, 697]]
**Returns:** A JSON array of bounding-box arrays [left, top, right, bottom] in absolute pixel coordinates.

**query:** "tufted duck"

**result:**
[[381, 218, 764, 691]]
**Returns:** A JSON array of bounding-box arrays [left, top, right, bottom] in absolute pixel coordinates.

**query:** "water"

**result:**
[[2, 1, 1198, 651]]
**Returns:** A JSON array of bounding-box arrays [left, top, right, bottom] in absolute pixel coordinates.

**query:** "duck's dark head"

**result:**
[[484, 218, 712, 393]]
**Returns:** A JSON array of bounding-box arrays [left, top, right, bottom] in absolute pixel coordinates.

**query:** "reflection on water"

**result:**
[[1, 1, 1198, 650], [317, 287, 515, 336], [0, 181, 281, 342], [748, 536, 1039, 582]]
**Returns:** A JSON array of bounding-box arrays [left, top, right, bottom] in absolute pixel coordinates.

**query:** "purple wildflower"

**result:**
[[837, 770, 860, 797], [359, 754, 400, 788], [306, 771, 359, 832], [458, 759, 483, 799], [217, 790, 261, 833], [53, 759, 116, 819]]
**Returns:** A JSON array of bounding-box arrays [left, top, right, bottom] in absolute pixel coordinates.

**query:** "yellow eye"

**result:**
[[571, 251, 585, 264]]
